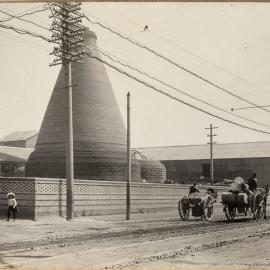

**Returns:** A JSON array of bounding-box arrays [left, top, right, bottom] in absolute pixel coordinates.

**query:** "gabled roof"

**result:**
[[0, 146, 34, 162], [136, 141, 270, 161], [0, 130, 38, 142]]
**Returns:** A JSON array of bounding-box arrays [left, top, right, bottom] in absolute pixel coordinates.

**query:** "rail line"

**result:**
[[0, 221, 270, 269]]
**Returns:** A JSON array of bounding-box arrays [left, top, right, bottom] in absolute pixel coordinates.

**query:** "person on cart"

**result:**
[[247, 173, 258, 193], [246, 173, 258, 212], [189, 183, 201, 198], [189, 183, 200, 193], [206, 188, 215, 195]]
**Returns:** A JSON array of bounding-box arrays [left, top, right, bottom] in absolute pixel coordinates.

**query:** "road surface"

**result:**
[[1, 208, 270, 269]]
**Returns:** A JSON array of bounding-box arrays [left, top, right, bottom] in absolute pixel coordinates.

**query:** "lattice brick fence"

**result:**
[[0, 177, 226, 219]]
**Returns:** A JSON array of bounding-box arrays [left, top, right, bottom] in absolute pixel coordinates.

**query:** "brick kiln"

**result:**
[[26, 30, 141, 181]]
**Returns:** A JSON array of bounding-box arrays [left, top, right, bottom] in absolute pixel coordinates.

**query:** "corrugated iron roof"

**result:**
[[136, 141, 270, 161], [0, 146, 34, 162], [0, 130, 38, 142]]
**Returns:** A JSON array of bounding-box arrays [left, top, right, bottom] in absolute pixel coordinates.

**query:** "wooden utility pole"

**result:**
[[66, 61, 74, 220], [126, 92, 131, 220], [206, 124, 218, 185], [49, 2, 85, 220]]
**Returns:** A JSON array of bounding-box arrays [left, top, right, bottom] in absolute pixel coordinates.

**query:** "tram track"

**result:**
[[102, 227, 270, 269], [1, 220, 270, 269], [1, 213, 269, 253]]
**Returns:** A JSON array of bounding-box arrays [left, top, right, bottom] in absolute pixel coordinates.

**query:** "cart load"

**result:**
[[221, 192, 248, 207]]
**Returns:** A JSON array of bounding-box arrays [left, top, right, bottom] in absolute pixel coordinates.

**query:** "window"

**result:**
[[1, 163, 10, 174], [202, 163, 210, 177]]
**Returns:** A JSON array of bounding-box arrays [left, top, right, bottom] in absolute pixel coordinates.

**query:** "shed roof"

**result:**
[[136, 141, 270, 161], [0, 146, 33, 162], [0, 130, 38, 142]]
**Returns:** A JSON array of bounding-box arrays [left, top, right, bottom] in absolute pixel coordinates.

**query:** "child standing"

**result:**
[[7, 193, 17, 221]]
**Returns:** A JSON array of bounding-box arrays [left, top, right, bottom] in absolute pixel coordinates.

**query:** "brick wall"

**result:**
[[0, 177, 227, 220], [0, 177, 36, 219]]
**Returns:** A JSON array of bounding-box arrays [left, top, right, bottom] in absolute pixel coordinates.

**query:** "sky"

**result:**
[[1, 2, 270, 148]]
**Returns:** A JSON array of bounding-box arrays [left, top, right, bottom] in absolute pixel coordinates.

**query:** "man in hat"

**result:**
[[7, 192, 17, 221], [189, 182, 200, 194], [247, 173, 258, 193], [246, 173, 258, 212]]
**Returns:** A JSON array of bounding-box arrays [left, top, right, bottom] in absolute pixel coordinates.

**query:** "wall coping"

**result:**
[[0, 177, 228, 191]]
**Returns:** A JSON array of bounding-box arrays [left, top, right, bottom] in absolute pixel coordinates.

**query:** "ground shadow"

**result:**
[[1, 255, 50, 259], [215, 217, 254, 224]]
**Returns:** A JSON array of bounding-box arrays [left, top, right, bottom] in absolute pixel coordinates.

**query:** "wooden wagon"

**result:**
[[221, 186, 269, 221], [178, 193, 217, 221]]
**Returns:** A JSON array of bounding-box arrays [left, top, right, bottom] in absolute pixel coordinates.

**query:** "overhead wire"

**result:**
[[0, 5, 49, 23], [0, 23, 51, 42], [0, 9, 50, 31], [83, 12, 270, 114], [1, 6, 269, 135], [0, 29, 49, 52], [86, 51, 270, 135], [94, 47, 270, 129], [47, 2, 57, 23], [104, 5, 270, 98]]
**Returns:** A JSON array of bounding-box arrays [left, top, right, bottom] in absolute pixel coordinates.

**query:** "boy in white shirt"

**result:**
[[7, 193, 17, 221]]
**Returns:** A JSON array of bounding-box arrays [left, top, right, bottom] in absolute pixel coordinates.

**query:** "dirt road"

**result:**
[[1, 210, 270, 269], [134, 233, 270, 270]]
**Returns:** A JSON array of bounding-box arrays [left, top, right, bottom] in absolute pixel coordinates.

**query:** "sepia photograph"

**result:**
[[0, 1, 270, 269]]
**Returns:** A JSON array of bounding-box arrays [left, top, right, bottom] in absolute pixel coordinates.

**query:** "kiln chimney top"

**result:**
[[83, 28, 97, 40]]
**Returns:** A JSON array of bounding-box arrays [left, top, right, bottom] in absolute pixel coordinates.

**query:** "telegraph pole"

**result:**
[[49, 2, 85, 220], [126, 92, 131, 220], [205, 124, 218, 185]]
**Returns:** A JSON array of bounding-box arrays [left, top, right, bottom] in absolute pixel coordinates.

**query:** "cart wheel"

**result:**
[[204, 204, 214, 221], [253, 193, 264, 221], [178, 200, 190, 221], [253, 206, 264, 220], [263, 198, 267, 219], [224, 205, 236, 221]]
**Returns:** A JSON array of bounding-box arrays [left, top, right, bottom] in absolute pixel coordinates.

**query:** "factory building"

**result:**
[[0, 146, 32, 176], [0, 131, 37, 176], [137, 141, 270, 186], [0, 130, 38, 148]]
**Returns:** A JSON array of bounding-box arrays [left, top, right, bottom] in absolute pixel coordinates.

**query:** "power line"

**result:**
[[0, 29, 49, 52], [0, 5, 49, 23], [83, 12, 270, 114], [104, 5, 270, 98], [86, 51, 270, 135], [94, 47, 270, 129], [231, 104, 270, 111], [0, 23, 51, 42], [0, 9, 50, 31]]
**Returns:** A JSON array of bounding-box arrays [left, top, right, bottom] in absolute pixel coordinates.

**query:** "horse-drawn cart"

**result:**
[[178, 192, 217, 221], [221, 186, 269, 221]]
